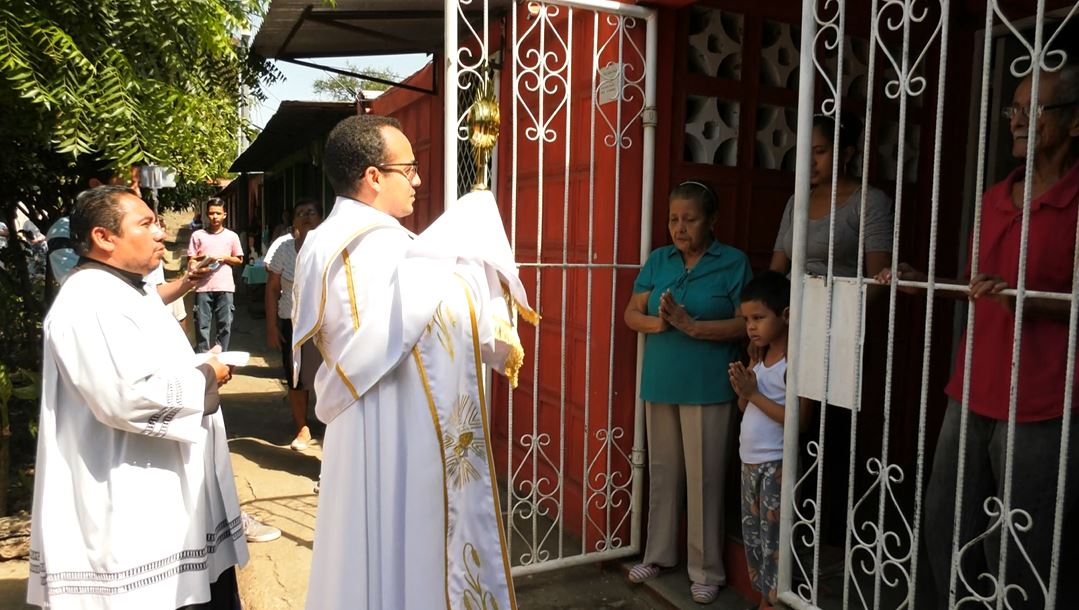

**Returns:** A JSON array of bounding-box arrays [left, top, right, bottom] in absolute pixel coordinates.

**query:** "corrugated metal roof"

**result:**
[[229, 101, 356, 173], [252, 1, 507, 58]]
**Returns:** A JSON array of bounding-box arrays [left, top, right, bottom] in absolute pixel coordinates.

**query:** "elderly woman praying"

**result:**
[[624, 180, 752, 604]]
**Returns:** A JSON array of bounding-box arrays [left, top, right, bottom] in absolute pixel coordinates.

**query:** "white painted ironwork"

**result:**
[[447, 0, 656, 575], [452, 0, 495, 197], [444, 0, 459, 209], [780, 2, 1079, 609]]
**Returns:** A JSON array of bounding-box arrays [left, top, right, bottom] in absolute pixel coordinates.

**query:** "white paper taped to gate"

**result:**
[[796, 276, 865, 410], [597, 62, 623, 105]]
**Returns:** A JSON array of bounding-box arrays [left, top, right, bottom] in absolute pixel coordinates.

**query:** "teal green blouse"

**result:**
[[633, 240, 752, 405]]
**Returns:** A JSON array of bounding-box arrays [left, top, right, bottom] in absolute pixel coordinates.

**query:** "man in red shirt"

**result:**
[[882, 61, 1078, 608]]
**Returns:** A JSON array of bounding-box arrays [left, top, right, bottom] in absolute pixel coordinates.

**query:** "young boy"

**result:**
[[728, 271, 809, 610], [187, 198, 244, 352]]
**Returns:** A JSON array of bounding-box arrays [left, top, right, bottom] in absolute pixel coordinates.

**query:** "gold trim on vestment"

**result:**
[[456, 276, 518, 609], [334, 363, 359, 401], [492, 317, 525, 389], [432, 304, 458, 359], [444, 395, 485, 490], [341, 249, 360, 330], [292, 222, 397, 353], [412, 347, 452, 610], [500, 280, 540, 327], [514, 300, 540, 326], [462, 542, 501, 609]]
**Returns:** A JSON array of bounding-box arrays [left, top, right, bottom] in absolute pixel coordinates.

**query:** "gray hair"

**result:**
[[669, 180, 718, 218]]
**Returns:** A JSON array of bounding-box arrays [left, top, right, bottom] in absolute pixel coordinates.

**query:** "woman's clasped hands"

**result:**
[[658, 289, 694, 334]]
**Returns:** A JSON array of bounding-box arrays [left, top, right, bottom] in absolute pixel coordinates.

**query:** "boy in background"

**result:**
[[188, 198, 243, 352]]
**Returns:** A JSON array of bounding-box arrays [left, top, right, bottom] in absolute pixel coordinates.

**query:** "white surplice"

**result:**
[[27, 267, 247, 610], [293, 192, 536, 610]]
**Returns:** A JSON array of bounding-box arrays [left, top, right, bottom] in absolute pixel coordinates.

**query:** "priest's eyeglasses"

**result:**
[[1000, 101, 1078, 120], [376, 162, 420, 181]]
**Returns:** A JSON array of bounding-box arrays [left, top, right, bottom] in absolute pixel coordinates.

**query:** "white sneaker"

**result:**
[[241, 512, 281, 543]]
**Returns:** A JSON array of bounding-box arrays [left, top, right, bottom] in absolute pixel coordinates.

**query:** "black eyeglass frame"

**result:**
[[374, 162, 420, 180]]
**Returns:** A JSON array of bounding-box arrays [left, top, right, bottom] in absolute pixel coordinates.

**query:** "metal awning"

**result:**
[[229, 101, 355, 173], [252, 0, 509, 59]]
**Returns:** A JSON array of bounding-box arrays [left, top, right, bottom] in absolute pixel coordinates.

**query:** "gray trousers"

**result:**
[[925, 402, 1079, 610], [643, 401, 734, 586]]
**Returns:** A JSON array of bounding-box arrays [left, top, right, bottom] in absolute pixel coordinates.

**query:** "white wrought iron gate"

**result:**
[[446, 0, 658, 575], [779, 2, 1079, 610]]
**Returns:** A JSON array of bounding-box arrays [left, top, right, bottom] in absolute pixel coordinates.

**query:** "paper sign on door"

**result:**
[[795, 276, 865, 410]]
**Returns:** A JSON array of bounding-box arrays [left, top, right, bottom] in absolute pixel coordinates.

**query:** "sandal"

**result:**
[[690, 582, 720, 604], [628, 563, 661, 583]]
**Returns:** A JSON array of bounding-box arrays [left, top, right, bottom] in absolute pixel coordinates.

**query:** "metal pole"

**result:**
[[778, 0, 819, 600], [629, 9, 658, 556], [444, 0, 459, 209]]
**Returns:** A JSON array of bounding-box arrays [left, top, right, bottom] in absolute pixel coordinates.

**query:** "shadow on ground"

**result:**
[[0, 561, 31, 609], [515, 564, 661, 610], [229, 437, 321, 482]]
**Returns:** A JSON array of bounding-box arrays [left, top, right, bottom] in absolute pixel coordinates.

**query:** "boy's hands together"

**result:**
[[728, 361, 759, 401]]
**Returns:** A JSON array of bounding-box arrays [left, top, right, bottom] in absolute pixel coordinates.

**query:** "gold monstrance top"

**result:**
[[467, 70, 500, 192]]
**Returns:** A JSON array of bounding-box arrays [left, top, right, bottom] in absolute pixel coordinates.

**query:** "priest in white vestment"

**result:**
[[28, 186, 248, 610], [295, 116, 535, 610]]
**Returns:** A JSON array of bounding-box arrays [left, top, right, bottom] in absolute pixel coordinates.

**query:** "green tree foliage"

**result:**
[[0, 0, 276, 177], [313, 64, 400, 101], [0, 0, 278, 514], [0, 0, 279, 311]]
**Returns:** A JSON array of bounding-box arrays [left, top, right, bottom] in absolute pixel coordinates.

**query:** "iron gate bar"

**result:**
[[906, 1, 952, 608], [777, 0, 821, 604], [443, 0, 458, 210], [949, 12, 1001, 606], [450, 0, 656, 576], [1050, 184, 1079, 610], [846, 1, 883, 606], [993, 6, 1045, 608], [778, 2, 1079, 609]]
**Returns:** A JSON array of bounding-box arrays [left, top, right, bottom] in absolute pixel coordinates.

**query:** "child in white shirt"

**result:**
[[729, 271, 811, 610]]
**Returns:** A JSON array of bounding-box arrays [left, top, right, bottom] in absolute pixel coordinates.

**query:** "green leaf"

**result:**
[[0, 365, 12, 406], [11, 386, 38, 401]]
